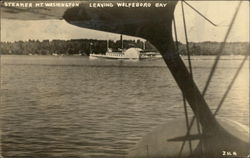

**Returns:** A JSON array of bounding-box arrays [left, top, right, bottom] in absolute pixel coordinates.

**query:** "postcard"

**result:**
[[1, 1, 249, 158]]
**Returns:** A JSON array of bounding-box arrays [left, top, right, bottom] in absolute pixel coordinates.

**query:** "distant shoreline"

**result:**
[[1, 54, 248, 59], [1, 40, 249, 56]]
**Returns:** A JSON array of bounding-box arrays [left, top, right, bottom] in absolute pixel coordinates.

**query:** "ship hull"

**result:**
[[89, 54, 140, 60]]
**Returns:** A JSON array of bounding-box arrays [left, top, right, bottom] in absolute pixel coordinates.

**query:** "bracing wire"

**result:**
[[214, 55, 248, 116], [181, 0, 193, 77], [175, 1, 243, 155], [173, 16, 179, 51], [181, 1, 203, 155], [202, 1, 242, 97], [183, 1, 218, 27], [176, 53, 248, 154], [176, 1, 205, 156], [182, 95, 193, 153], [182, 0, 242, 132], [173, 16, 193, 156]]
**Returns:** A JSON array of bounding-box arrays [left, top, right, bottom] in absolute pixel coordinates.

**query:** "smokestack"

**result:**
[[120, 34, 123, 49], [107, 40, 109, 51]]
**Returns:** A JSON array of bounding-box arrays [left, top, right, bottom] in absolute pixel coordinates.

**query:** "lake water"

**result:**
[[0, 55, 249, 158]]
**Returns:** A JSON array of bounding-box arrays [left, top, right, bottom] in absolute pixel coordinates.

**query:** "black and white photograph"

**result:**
[[0, 1, 249, 158]]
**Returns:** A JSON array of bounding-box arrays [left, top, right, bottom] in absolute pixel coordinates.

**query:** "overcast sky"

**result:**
[[1, 1, 249, 42]]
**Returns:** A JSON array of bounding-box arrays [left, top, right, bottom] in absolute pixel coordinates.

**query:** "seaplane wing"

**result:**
[[62, 2, 177, 38], [1, 1, 177, 39]]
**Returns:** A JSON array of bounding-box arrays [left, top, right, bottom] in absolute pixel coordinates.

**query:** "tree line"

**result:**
[[0, 39, 154, 55], [178, 42, 249, 55], [0, 39, 248, 56]]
